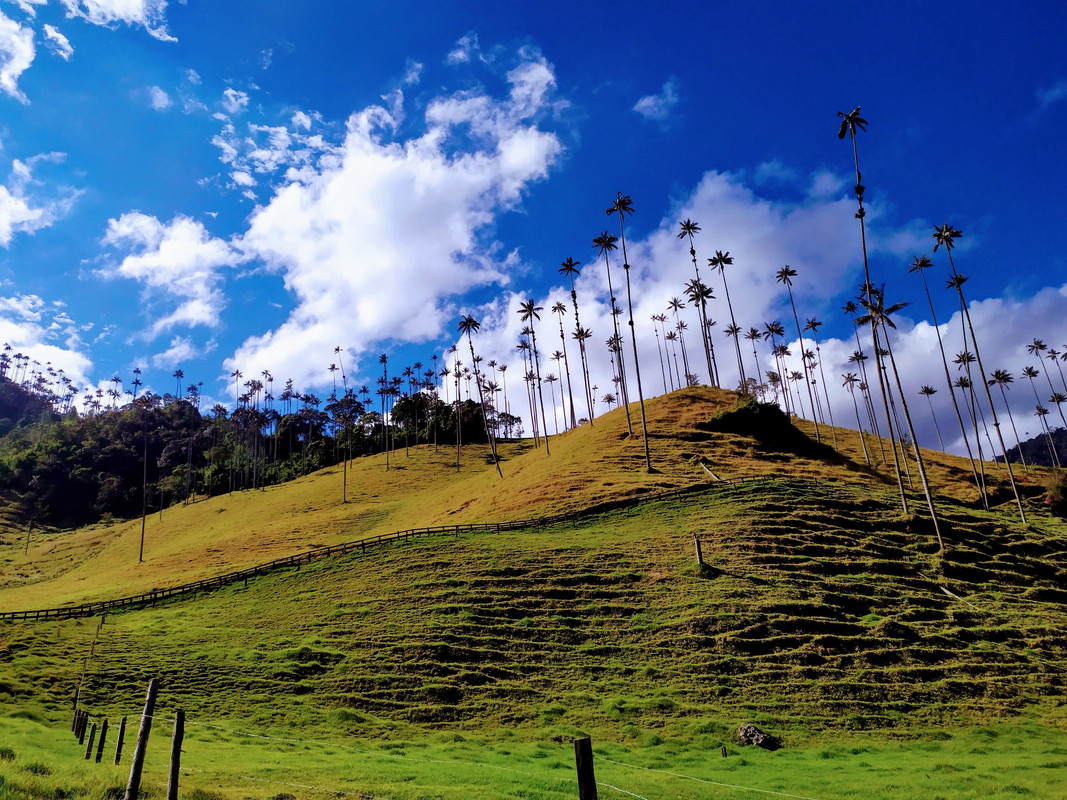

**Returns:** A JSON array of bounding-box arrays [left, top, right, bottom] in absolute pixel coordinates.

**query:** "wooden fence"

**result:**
[[0, 475, 806, 622]]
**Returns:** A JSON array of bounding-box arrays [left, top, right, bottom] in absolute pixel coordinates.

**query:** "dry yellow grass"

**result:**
[[0, 386, 1055, 610]]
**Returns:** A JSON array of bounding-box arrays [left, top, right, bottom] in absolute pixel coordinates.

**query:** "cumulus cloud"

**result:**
[[0, 155, 80, 246], [0, 292, 93, 390], [101, 212, 244, 336], [42, 23, 72, 60], [446, 32, 479, 65], [216, 47, 563, 390], [633, 78, 679, 122], [59, 0, 175, 42], [147, 84, 170, 110], [0, 9, 35, 102], [151, 334, 213, 368], [403, 59, 422, 85], [221, 87, 248, 115]]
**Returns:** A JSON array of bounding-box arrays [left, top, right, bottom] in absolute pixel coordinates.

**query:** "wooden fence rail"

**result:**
[[0, 476, 817, 622]]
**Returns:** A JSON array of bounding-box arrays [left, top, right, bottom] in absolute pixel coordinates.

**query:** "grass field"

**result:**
[[1, 389, 1065, 798]]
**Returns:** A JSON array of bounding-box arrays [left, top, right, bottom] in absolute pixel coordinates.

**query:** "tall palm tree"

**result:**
[[516, 340, 538, 445], [651, 313, 670, 393], [919, 386, 945, 452], [804, 317, 839, 449], [1029, 339, 1067, 432], [559, 257, 594, 425], [837, 106, 913, 513], [519, 300, 551, 455], [776, 266, 821, 443], [551, 301, 578, 429], [458, 315, 503, 478], [935, 225, 1026, 522], [1022, 365, 1060, 467], [683, 279, 715, 385], [844, 373, 871, 465], [545, 374, 560, 435], [664, 330, 682, 390], [908, 255, 985, 502], [989, 369, 1027, 470], [744, 327, 764, 388], [764, 321, 790, 415], [709, 250, 745, 387], [677, 219, 717, 385], [593, 230, 632, 432], [857, 289, 943, 548], [1048, 347, 1067, 394], [667, 298, 691, 381]]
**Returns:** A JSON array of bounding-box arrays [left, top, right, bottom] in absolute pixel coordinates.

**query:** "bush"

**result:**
[[0, 745, 13, 760], [1047, 473, 1067, 517]]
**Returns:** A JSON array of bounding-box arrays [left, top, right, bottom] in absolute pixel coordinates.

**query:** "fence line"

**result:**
[[2, 475, 822, 621], [598, 755, 825, 800]]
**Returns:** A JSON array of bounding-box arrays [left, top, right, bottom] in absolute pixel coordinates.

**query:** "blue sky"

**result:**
[[1, 1, 1065, 448]]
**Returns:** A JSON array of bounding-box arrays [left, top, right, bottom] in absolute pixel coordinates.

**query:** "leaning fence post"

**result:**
[[694, 535, 704, 566], [574, 736, 597, 800], [96, 718, 109, 763], [124, 678, 159, 800], [114, 715, 127, 764], [167, 709, 184, 800], [84, 722, 97, 759], [78, 711, 88, 744]]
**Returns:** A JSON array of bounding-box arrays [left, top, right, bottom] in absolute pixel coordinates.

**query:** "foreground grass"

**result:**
[[2, 712, 1065, 799]]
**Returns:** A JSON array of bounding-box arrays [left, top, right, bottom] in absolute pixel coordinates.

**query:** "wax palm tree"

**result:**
[[744, 327, 764, 387], [519, 300, 552, 454], [988, 369, 1028, 470], [1028, 339, 1067, 431], [935, 225, 1026, 522], [764, 321, 791, 415], [1048, 347, 1067, 394], [651, 314, 670, 393], [172, 368, 184, 399], [907, 255, 985, 500], [544, 373, 560, 435], [857, 288, 942, 548], [664, 330, 682, 389], [804, 317, 839, 449], [677, 219, 717, 385], [844, 373, 871, 465], [836, 106, 915, 513], [683, 278, 716, 384], [593, 230, 632, 431], [776, 266, 821, 442], [667, 298, 691, 380], [559, 257, 594, 425], [1022, 366, 1060, 466], [919, 386, 945, 452], [551, 301, 578, 429], [709, 250, 746, 387], [458, 315, 503, 478]]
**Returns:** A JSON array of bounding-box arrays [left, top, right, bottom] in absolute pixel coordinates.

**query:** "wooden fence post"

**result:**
[[167, 709, 184, 800], [574, 736, 597, 800], [78, 712, 88, 744], [694, 535, 704, 565], [114, 715, 127, 765], [124, 678, 159, 800], [84, 723, 97, 759], [96, 718, 109, 763]]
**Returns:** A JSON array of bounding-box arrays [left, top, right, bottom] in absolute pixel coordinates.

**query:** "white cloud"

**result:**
[[809, 169, 847, 198], [59, 0, 175, 42], [754, 159, 799, 185], [0, 293, 93, 390], [185, 68, 200, 84], [0, 155, 79, 246], [633, 78, 679, 122], [221, 87, 248, 115], [151, 334, 211, 368], [446, 32, 479, 65], [102, 212, 244, 336], [403, 59, 422, 85], [0, 9, 35, 103], [291, 110, 311, 130], [222, 47, 563, 390], [11, 1, 48, 16], [259, 47, 272, 70], [42, 24, 73, 60], [1037, 78, 1067, 109], [147, 84, 170, 110]]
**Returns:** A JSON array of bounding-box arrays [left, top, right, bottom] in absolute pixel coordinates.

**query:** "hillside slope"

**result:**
[[0, 387, 1056, 611]]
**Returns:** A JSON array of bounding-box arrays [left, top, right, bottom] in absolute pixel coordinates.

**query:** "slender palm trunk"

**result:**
[[654, 323, 668, 394], [846, 130, 908, 514], [568, 283, 595, 426], [529, 327, 551, 455], [1025, 375, 1061, 468], [466, 335, 503, 479], [849, 388, 871, 465], [685, 240, 717, 386], [786, 289, 821, 443], [617, 225, 653, 471], [884, 329, 942, 548], [601, 253, 632, 432], [810, 335, 839, 449], [557, 320, 578, 429], [947, 252, 1026, 523], [1038, 352, 1067, 431], [720, 270, 746, 386], [996, 384, 1028, 471], [925, 395, 946, 452]]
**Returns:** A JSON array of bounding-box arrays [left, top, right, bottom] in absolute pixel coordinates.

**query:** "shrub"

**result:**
[[0, 745, 13, 761]]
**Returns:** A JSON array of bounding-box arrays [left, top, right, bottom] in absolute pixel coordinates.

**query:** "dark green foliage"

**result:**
[[1047, 472, 1067, 517], [700, 395, 838, 459]]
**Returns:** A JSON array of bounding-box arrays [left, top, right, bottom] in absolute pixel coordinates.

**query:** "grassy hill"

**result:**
[[1, 388, 1065, 799]]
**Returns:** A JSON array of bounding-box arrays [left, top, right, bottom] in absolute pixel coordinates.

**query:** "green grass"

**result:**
[[1, 389, 1065, 797]]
